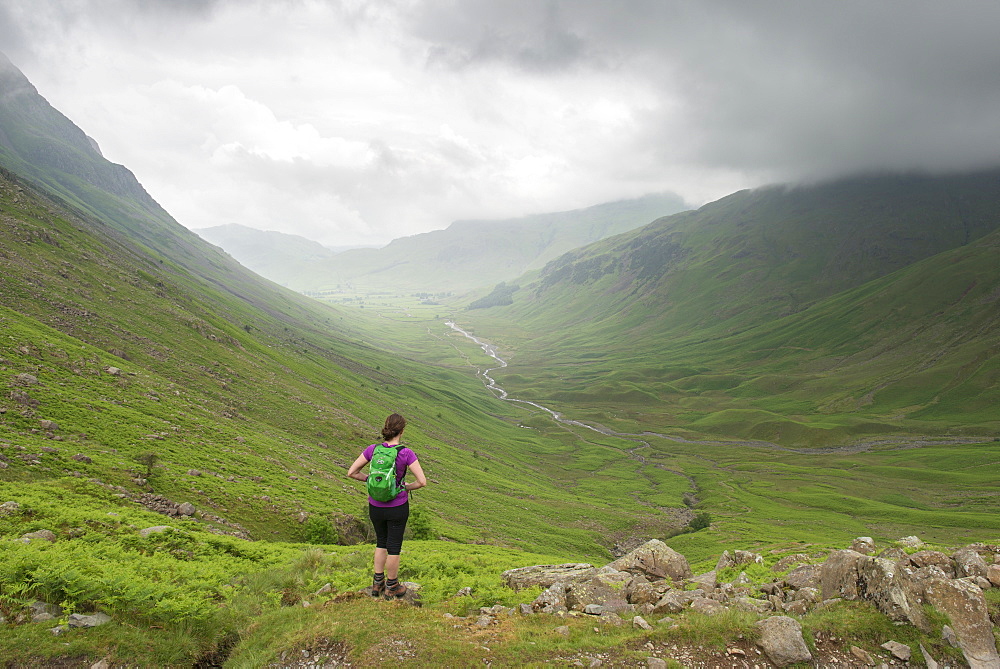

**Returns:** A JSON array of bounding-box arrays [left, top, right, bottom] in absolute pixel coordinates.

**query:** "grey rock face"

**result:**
[[953, 547, 990, 580], [783, 564, 821, 590], [532, 582, 569, 614], [502, 563, 596, 591], [850, 536, 875, 554], [924, 576, 1000, 668], [565, 574, 630, 613], [138, 525, 175, 538], [68, 612, 112, 628], [608, 539, 692, 581], [881, 640, 911, 661], [755, 616, 812, 667], [907, 550, 956, 578], [20, 529, 56, 543], [820, 549, 865, 601]]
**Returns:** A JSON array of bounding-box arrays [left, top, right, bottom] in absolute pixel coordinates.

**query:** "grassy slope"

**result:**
[[459, 171, 1000, 444], [1, 168, 687, 558]]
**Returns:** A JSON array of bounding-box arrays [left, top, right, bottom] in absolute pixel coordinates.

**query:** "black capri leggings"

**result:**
[[369, 502, 409, 556]]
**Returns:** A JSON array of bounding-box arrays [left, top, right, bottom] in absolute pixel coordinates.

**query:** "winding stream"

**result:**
[[445, 320, 699, 511], [444, 321, 981, 455], [445, 320, 610, 435]]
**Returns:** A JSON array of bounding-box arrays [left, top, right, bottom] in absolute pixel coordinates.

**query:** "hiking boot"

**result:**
[[384, 581, 407, 599], [370, 577, 385, 598]]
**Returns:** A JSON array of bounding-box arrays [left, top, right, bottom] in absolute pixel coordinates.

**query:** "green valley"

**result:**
[[1, 51, 998, 667]]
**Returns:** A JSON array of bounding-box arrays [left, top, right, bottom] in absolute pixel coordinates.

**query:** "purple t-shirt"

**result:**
[[362, 443, 418, 507]]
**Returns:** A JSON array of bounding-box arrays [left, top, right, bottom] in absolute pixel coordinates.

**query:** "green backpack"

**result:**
[[367, 444, 404, 502]]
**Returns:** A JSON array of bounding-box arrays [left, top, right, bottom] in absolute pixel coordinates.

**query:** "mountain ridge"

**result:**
[[268, 192, 690, 293], [457, 168, 1000, 444]]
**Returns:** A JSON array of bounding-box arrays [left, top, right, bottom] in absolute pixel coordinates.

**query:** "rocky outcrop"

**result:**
[[820, 549, 865, 600], [924, 577, 1000, 668], [501, 563, 596, 591], [506, 536, 999, 669], [564, 573, 631, 613], [608, 539, 692, 581]]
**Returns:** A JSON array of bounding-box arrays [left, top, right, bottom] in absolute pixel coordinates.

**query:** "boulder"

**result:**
[[850, 537, 876, 554], [987, 564, 1000, 588], [138, 525, 175, 538], [772, 553, 811, 572], [624, 574, 661, 606], [67, 612, 112, 628], [651, 589, 697, 614], [30, 601, 61, 623], [689, 570, 717, 591], [502, 563, 596, 591], [953, 547, 990, 579], [734, 596, 772, 614], [783, 564, 820, 590], [880, 640, 911, 661], [897, 536, 923, 549], [849, 646, 875, 665], [690, 597, 725, 616], [177, 502, 196, 517], [924, 576, 1000, 668], [20, 530, 56, 543], [71, 454, 92, 464], [598, 611, 623, 626], [632, 615, 652, 630], [608, 540, 692, 581], [820, 549, 865, 601], [907, 550, 955, 578], [0, 501, 19, 515], [792, 587, 820, 604], [877, 546, 909, 561], [782, 600, 808, 616], [532, 582, 569, 614], [856, 556, 938, 632], [755, 616, 812, 667], [565, 574, 630, 613]]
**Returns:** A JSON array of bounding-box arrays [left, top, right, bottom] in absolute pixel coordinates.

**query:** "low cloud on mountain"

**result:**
[[3, 0, 999, 246]]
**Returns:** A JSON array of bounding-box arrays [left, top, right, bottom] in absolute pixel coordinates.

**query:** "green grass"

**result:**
[[2, 98, 1000, 665]]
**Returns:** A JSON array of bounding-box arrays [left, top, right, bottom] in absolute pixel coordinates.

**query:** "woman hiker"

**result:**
[[347, 412, 427, 599]]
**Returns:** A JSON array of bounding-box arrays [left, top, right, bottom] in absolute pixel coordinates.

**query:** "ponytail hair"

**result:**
[[381, 413, 406, 441]]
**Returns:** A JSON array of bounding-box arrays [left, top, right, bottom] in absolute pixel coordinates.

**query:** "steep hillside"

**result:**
[[0, 54, 689, 554], [458, 170, 1000, 444], [287, 193, 687, 294]]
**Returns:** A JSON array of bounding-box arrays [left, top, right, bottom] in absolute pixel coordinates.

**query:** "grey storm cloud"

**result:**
[[4, 0, 1000, 245], [407, 0, 1000, 179]]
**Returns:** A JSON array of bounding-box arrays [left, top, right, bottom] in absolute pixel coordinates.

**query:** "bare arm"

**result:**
[[404, 459, 427, 491], [347, 453, 369, 482]]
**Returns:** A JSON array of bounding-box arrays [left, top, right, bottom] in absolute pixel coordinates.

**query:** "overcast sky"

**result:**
[[4, 0, 1000, 247]]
